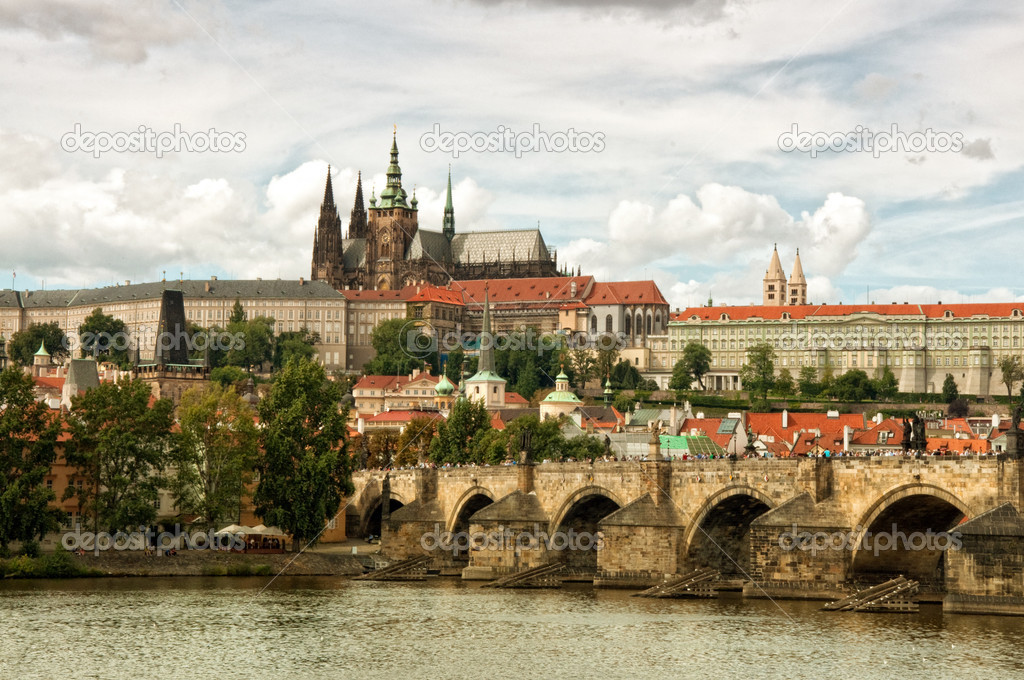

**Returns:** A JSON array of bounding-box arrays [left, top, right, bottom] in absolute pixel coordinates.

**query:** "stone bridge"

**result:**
[[347, 453, 1024, 615]]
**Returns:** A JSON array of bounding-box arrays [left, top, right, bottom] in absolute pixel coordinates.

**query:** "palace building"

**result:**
[[311, 132, 560, 292]]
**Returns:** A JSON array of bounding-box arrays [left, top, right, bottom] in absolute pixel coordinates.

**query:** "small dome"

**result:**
[[555, 371, 569, 383], [435, 375, 455, 396]]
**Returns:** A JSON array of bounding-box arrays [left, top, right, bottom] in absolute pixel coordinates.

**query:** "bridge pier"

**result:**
[[381, 468, 445, 560]]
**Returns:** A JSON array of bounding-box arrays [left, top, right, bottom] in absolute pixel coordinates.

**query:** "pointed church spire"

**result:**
[[311, 164, 344, 287], [443, 165, 455, 242], [349, 171, 367, 239], [763, 243, 787, 307], [767, 243, 786, 279], [787, 247, 807, 305], [789, 248, 806, 283], [378, 128, 408, 208]]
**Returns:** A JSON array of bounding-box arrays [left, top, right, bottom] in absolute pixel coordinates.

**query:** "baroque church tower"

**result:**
[[310, 166, 345, 289], [762, 245, 808, 306]]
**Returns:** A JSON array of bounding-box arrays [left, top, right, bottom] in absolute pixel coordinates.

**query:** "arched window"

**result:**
[[635, 312, 643, 336], [624, 314, 631, 336], [590, 315, 597, 333], [605, 314, 613, 332], [646, 313, 652, 335]]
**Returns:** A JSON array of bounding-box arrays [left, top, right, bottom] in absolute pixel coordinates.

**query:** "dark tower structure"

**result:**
[[442, 166, 455, 242], [310, 166, 345, 288], [349, 170, 368, 239]]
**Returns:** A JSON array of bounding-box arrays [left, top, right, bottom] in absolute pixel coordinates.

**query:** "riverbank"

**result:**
[[2, 548, 367, 579]]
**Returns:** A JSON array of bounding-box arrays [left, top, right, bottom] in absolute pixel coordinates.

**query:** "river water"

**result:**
[[1, 576, 1021, 679]]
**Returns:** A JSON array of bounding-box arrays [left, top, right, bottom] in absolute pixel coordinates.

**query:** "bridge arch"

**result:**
[[446, 486, 497, 533], [360, 491, 408, 539], [549, 486, 624, 570], [681, 485, 775, 576], [848, 483, 971, 586]]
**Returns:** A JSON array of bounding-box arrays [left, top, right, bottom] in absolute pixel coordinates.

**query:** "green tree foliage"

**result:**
[[636, 378, 659, 391], [8, 322, 68, 367], [774, 368, 795, 397], [668, 359, 691, 391], [274, 328, 319, 369], [569, 348, 595, 388], [613, 393, 636, 414], [997, 355, 1023, 399], [229, 299, 245, 325], [502, 414, 565, 462], [0, 367, 66, 549], [947, 397, 969, 418], [468, 428, 509, 465], [428, 398, 491, 464], [253, 357, 353, 548], [209, 365, 249, 389], [680, 342, 712, 390], [820, 364, 836, 398], [78, 307, 130, 367], [610, 359, 642, 389], [169, 383, 259, 532], [494, 329, 563, 398], [874, 365, 898, 401], [366, 431, 398, 469], [363, 318, 433, 376], [594, 347, 619, 385], [830, 369, 877, 402], [394, 416, 438, 467], [942, 373, 960, 403], [740, 342, 776, 402], [64, 378, 175, 533], [225, 316, 276, 372], [797, 366, 821, 397], [444, 346, 465, 383]]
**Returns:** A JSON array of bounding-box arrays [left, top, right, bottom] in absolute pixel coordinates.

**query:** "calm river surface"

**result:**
[[1, 576, 1021, 680]]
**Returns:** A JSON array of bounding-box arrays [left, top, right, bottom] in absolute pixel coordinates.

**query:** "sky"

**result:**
[[1, 0, 1022, 310]]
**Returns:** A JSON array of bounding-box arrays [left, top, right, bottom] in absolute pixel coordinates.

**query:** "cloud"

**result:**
[[461, 0, 733, 23], [961, 138, 994, 160], [855, 73, 898, 101], [0, 0, 195, 63]]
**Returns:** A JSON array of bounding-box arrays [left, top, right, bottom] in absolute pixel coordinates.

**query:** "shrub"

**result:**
[[19, 541, 41, 558]]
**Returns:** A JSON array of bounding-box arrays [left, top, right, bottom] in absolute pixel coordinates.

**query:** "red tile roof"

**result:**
[[343, 286, 418, 301], [366, 410, 444, 423], [354, 373, 439, 392], [33, 376, 65, 390], [504, 392, 529, 405], [585, 281, 668, 306], [679, 417, 733, 448], [746, 412, 864, 446], [849, 418, 904, 446], [408, 286, 465, 306], [452, 276, 593, 306]]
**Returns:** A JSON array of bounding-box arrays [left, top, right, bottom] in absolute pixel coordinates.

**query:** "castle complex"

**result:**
[[311, 133, 559, 291]]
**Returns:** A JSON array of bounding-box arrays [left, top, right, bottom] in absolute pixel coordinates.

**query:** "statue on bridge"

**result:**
[[901, 417, 912, 452], [910, 413, 927, 452], [648, 419, 662, 445], [519, 428, 533, 465]]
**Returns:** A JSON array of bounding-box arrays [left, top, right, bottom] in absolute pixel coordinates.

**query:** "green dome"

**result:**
[[435, 375, 455, 396], [556, 371, 569, 382]]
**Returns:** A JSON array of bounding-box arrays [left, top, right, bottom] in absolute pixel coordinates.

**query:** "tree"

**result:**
[[610, 359, 642, 389], [64, 377, 175, 533], [797, 366, 821, 397], [0, 367, 66, 549], [469, 428, 509, 465], [210, 365, 249, 389], [366, 431, 398, 469], [594, 347, 619, 385], [830, 369, 877, 402], [569, 348, 595, 388], [78, 307, 130, 367], [444, 346, 465, 383], [774, 368, 795, 397], [669, 359, 691, 391], [169, 383, 259, 532], [680, 342, 712, 390], [942, 373, 959, 403], [947, 397, 969, 418], [637, 378, 659, 391], [363, 318, 433, 376], [8, 322, 68, 366], [613, 392, 635, 414], [229, 299, 245, 325], [394, 416, 438, 467], [274, 328, 319, 370], [502, 414, 565, 462], [997, 356, 1023, 399], [740, 342, 776, 402], [225, 316, 276, 373], [874, 365, 898, 401], [253, 357, 353, 549], [429, 397, 490, 464]]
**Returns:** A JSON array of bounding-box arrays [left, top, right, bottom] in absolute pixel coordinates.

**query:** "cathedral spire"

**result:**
[[443, 165, 455, 242], [311, 164, 344, 287], [378, 128, 409, 208], [349, 171, 367, 239]]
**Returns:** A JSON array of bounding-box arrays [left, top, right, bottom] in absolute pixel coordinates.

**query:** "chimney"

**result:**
[[782, 409, 788, 429], [299, 277, 305, 285], [843, 425, 851, 452], [205, 281, 211, 292], [211, 275, 217, 281], [357, 417, 365, 434]]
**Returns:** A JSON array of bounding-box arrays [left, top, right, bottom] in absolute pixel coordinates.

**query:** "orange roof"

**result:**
[[490, 413, 506, 430], [33, 376, 65, 390], [674, 302, 1024, 322], [408, 286, 465, 306], [354, 373, 439, 392], [584, 281, 668, 306], [746, 412, 864, 442], [452, 276, 593, 306], [928, 437, 990, 453], [679, 417, 733, 448], [504, 392, 529, 405], [849, 418, 904, 446]]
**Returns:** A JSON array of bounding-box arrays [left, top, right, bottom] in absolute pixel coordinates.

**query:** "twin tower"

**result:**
[[762, 245, 807, 306]]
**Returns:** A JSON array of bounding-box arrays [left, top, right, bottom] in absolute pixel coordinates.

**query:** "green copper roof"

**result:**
[[435, 375, 455, 395], [464, 370, 506, 383], [555, 371, 569, 382], [34, 340, 50, 357], [542, 389, 581, 404]]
